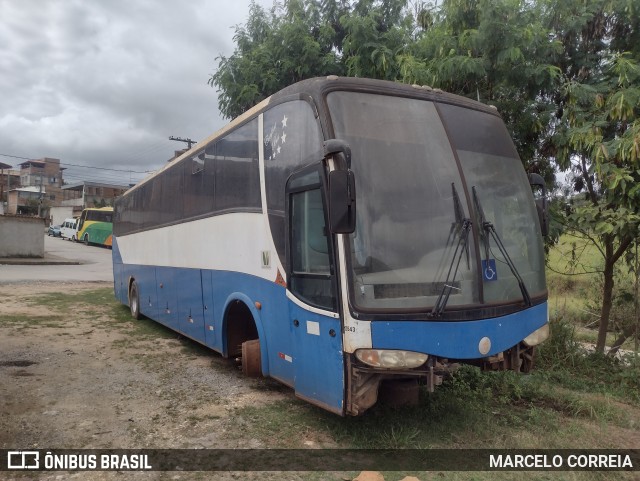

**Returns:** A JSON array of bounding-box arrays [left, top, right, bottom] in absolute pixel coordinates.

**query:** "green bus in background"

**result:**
[[77, 207, 114, 247]]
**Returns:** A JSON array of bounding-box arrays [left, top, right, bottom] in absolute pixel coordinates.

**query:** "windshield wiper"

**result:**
[[472, 186, 532, 307], [430, 183, 472, 318]]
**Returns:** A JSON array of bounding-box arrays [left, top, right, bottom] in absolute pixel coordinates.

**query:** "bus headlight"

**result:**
[[523, 323, 550, 347], [355, 349, 428, 369]]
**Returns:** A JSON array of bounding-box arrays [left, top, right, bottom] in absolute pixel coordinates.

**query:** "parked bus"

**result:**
[[77, 207, 114, 247], [60, 217, 78, 241], [113, 77, 549, 416]]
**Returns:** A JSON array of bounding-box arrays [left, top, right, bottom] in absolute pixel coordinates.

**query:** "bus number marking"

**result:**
[[261, 251, 271, 268]]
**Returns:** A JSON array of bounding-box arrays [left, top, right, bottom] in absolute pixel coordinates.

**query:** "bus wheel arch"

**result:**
[[221, 295, 268, 377]]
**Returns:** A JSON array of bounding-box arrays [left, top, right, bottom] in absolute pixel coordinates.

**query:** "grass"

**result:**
[[229, 363, 634, 449], [0, 314, 66, 328], [546, 234, 640, 353], [536, 318, 640, 404], [24, 288, 116, 311]]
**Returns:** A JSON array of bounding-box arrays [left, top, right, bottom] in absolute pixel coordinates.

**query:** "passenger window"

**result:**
[[291, 188, 330, 274], [289, 178, 336, 311]]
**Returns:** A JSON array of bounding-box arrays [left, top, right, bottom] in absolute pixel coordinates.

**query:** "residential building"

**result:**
[[0, 163, 20, 212], [18, 157, 65, 205], [7, 186, 45, 215], [62, 181, 129, 213]]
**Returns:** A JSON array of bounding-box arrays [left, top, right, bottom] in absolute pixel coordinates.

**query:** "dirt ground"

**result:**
[[0, 281, 317, 481], [2, 281, 639, 481]]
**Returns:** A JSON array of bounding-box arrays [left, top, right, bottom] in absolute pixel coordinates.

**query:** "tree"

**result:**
[[341, 0, 412, 79], [398, 0, 562, 179], [210, 0, 559, 174], [209, 0, 345, 119], [548, 0, 640, 354], [211, 0, 640, 353]]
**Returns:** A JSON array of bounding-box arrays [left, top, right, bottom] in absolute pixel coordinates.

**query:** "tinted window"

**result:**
[[115, 118, 262, 236], [215, 118, 260, 211], [290, 185, 335, 311], [86, 210, 113, 223], [328, 92, 478, 310], [264, 101, 323, 267], [439, 104, 546, 302], [182, 148, 215, 218]]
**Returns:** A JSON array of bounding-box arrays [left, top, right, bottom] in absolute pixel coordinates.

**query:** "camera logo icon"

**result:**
[[7, 451, 40, 470]]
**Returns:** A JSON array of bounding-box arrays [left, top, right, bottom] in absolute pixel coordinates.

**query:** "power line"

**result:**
[[0, 153, 153, 174], [169, 136, 197, 149], [62, 172, 146, 185]]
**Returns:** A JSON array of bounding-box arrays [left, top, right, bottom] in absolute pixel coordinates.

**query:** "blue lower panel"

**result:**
[[176, 270, 205, 341], [290, 302, 345, 415], [156, 267, 179, 330], [115, 263, 347, 413], [370, 302, 548, 359]]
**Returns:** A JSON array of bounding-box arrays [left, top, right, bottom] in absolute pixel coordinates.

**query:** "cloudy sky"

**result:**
[[0, 0, 271, 186]]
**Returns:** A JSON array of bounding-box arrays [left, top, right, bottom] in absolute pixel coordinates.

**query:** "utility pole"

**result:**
[[37, 174, 43, 218], [169, 136, 197, 150]]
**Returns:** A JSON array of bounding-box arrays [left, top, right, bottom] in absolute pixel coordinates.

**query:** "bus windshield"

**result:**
[[327, 91, 546, 312]]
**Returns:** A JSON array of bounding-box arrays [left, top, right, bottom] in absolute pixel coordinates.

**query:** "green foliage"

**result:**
[[209, 0, 346, 119], [26, 288, 115, 311], [550, 0, 640, 351], [212, 0, 640, 353], [537, 317, 640, 403]]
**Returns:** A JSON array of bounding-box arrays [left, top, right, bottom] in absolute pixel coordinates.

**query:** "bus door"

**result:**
[[286, 165, 345, 415], [77, 210, 87, 236]]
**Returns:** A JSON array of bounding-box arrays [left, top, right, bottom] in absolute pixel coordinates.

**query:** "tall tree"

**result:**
[[209, 0, 344, 119], [399, 0, 561, 177], [549, 0, 640, 353], [341, 0, 412, 79], [210, 0, 640, 353]]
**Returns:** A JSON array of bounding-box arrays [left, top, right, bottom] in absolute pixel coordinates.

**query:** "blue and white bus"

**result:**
[[113, 77, 548, 416]]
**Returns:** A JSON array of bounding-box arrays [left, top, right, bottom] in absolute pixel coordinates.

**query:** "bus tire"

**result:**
[[129, 281, 142, 320], [83, 234, 89, 246], [241, 339, 261, 377]]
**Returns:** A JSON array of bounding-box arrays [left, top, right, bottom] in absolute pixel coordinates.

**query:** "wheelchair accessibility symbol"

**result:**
[[482, 259, 497, 282]]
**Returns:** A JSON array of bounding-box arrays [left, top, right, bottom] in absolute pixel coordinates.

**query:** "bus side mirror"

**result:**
[[328, 170, 356, 234], [528, 173, 549, 237]]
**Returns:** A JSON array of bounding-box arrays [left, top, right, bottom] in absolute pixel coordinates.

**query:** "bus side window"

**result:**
[[292, 189, 330, 273], [215, 118, 260, 211], [289, 184, 335, 311]]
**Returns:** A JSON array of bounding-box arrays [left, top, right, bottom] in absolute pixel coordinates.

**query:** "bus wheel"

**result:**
[[241, 339, 261, 377], [83, 234, 89, 246], [129, 281, 142, 320]]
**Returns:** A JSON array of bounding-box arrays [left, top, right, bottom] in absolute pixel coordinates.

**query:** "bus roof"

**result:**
[[123, 76, 501, 197]]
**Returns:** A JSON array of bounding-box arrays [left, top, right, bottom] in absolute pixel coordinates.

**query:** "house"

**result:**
[[61, 181, 129, 213], [0, 162, 20, 214], [18, 157, 66, 205], [3, 157, 65, 217], [7, 186, 46, 215], [5, 157, 131, 218]]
